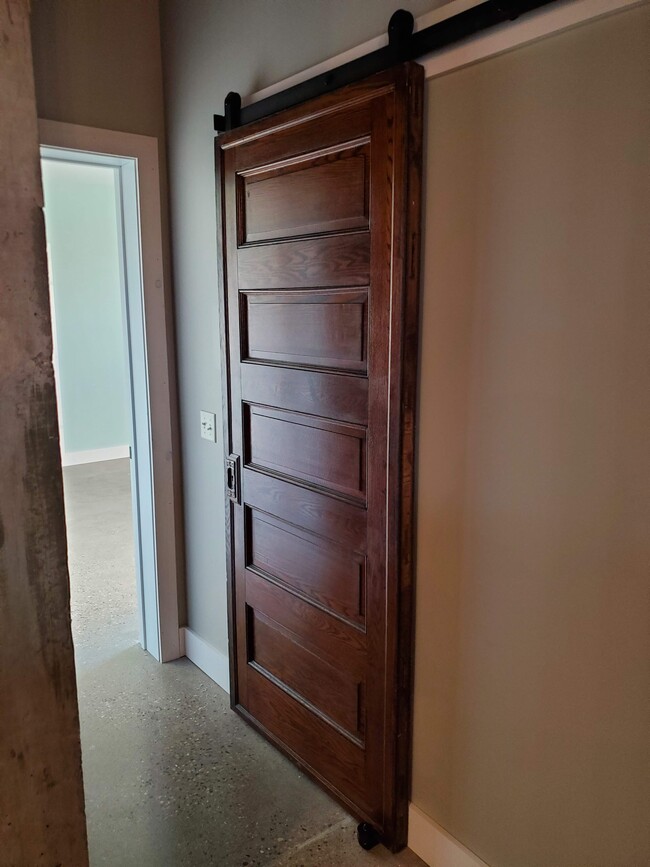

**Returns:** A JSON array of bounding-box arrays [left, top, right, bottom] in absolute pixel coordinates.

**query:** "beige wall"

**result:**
[[30, 0, 165, 139], [0, 2, 88, 862], [412, 7, 650, 865]]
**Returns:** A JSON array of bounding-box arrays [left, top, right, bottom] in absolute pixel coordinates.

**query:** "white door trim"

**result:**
[[39, 120, 182, 663], [243, 0, 643, 108]]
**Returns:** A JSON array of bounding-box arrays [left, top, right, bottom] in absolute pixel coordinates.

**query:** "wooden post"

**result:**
[[0, 2, 89, 863]]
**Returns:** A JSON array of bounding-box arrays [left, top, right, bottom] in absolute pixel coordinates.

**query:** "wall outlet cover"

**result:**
[[200, 410, 216, 442]]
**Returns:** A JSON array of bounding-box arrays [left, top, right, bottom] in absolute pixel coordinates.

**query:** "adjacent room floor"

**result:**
[[63, 459, 425, 867]]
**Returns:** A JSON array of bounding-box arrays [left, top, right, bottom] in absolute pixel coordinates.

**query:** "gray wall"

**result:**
[[412, 8, 650, 865], [161, 2, 650, 865]]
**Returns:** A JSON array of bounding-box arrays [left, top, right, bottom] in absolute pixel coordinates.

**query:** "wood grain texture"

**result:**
[[246, 669, 368, 804], [249, 609, 362, 737], [242, 289, 367, 372], [239, 140, 369, 243], [237, 232, 370, 290], [241, 363, 369, 424], [247, 508, 366, 623], [245, 404, 367, 501], [243, 469, 367, 552], [245, 570, 367, 674], [216, 63, 424, 851], [0, 3, 88, 863]]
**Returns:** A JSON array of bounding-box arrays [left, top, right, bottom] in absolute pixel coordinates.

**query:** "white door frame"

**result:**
[[39, 120, 182, 663]]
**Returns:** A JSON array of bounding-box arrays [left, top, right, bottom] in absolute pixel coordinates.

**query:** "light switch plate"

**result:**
[[200, 410, 216, 442]]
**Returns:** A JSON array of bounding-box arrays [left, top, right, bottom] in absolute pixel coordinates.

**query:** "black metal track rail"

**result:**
[[214, 0, 558, 133]]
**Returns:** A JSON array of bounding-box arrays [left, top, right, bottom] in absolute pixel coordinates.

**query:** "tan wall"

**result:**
[[412, 6, 650, 865], [0, 2, 88, 862], [30, 0, 165, 139]]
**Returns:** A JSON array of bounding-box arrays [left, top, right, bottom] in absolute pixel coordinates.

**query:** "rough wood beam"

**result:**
[[0, 1, 89, 862]]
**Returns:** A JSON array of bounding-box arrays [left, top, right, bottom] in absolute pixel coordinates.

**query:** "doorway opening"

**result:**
[[41, 147, 160, 661], [42, 155, 141, 667]]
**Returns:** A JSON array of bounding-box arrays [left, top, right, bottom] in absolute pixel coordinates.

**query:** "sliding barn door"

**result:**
[[217, 63, 423, 850]]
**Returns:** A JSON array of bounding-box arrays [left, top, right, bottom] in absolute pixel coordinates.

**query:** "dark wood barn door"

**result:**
[[216, 63, 423, 851]]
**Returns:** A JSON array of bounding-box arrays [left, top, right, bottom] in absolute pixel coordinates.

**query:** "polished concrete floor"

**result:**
[[64, 459, 425, 867]]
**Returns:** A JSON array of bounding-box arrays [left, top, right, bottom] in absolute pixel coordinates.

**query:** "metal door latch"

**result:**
[[226, 454, 240, 504]]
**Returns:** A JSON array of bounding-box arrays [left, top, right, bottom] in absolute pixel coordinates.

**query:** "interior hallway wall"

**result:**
[[160, 2, 650, 866], [412, 7, 650, 865], [42, 160, 130, 457], [30, 0, 186, 622], [0, 1, 88, 861]]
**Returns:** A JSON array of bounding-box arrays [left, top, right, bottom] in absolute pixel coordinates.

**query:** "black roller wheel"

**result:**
[[357, 822, 380, 851]]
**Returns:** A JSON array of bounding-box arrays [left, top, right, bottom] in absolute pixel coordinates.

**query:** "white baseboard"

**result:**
[[62, 444, 130, 466], [408, 804, 490, 867], [180, 627, 230, 694]]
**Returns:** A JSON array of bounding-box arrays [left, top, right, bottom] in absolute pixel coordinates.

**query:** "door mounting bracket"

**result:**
[[213, 0, 558, 134]]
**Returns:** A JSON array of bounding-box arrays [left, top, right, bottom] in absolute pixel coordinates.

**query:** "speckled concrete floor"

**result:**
[[64, 459, 425, 867]]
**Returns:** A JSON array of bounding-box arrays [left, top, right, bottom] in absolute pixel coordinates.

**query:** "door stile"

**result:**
[[215, 144, 238, 701], [223, 144, 250, 712], [382, 63, 425, 849]]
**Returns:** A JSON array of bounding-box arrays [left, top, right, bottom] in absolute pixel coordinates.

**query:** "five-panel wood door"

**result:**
[[217, 64, 423, 851]]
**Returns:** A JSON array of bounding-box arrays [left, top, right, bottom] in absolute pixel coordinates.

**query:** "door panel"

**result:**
[[245, 404, 366, 500], [217, 63, 423, 850], [239, 140, 370, 243], [242, 289, 368, 371]]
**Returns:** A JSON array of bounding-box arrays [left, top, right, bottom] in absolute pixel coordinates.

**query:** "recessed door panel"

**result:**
[[239, 141, 369, 244], [244, 570, 366, 674], [246, 668, 369, 809], [242, 289, 367, 372], [244, 404, 366, 501]]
